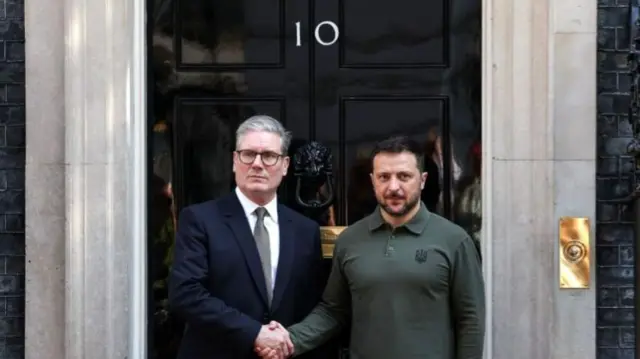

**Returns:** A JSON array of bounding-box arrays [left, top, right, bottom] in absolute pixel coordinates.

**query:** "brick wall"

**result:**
[[597, 1, 638, 359], [0, 0, 25, 357]]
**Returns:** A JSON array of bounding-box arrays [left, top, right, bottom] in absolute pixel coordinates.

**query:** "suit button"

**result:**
[[262, 314, 269, 323]]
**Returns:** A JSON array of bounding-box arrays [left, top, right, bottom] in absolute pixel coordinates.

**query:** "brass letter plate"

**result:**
[[320, 226, 347, 258], [559, 217, 590, 289]]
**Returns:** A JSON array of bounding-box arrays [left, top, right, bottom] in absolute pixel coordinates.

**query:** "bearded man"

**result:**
[[256, 135, 485, 359]]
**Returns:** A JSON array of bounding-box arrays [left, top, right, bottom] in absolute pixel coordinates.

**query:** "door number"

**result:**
[[295, 21, 340, 47]]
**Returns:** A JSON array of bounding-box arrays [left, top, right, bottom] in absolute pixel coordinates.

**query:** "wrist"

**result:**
[[247, 322, 264, 347]]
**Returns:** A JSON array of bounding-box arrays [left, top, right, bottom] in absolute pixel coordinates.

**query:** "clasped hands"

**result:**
[[254, 321, 294, 359]]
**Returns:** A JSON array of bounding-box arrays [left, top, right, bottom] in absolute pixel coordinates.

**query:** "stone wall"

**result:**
[[597, 0, 637, 358], [0, 0, 25, 357]]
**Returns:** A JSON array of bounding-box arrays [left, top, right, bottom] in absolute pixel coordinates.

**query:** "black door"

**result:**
[[147, 0, 481, 357]]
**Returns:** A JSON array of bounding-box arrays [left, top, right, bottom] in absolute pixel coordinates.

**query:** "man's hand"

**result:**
[[254, 321, 294, 359]]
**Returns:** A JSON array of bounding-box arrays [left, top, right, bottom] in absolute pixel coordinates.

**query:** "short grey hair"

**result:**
[[236, 115, 292, 154]]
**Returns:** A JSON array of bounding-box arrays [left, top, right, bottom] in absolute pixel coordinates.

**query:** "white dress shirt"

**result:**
[[235, 187, 280, 292]]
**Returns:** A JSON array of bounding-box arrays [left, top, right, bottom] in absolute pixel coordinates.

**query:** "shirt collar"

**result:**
[[235, 187, 279, 223], [368, 201, 430, 234]]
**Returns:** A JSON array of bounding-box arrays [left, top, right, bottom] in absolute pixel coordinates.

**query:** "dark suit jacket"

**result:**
[[169, 192, 328, 359]]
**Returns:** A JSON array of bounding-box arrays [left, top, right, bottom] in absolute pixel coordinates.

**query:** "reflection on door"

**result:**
[[147, 0, 481, 356]]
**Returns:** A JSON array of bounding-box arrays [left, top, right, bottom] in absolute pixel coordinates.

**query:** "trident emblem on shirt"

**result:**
[[415, 249, 428, 264]]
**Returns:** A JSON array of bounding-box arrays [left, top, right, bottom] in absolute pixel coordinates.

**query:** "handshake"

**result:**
[[254, 321, 295, 359]]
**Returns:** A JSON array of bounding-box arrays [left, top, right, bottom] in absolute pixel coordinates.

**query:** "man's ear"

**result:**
[[420, 172, 428, 190]]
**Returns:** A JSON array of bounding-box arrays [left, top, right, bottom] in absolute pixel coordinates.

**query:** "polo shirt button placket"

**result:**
[[386, 232, 395, 257]]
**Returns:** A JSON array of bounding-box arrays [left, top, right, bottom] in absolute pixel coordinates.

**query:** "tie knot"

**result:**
[[255, 207, 267, 220]]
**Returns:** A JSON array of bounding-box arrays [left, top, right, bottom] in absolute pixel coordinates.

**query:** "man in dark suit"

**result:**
[[169, 115, 325, 358]]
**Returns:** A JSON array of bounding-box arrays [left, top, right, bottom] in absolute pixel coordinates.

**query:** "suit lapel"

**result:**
[[271, 205, 294, 311], [221, 194, 269, 307]]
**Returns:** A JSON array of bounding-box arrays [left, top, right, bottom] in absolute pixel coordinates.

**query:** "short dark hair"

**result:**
[[370, 135, 424, 171]]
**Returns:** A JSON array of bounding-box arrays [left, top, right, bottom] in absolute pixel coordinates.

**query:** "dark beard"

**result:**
[[379, 193, 421, 217]]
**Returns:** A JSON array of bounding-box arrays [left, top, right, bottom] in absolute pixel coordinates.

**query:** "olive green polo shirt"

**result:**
[[288, 203, 485, 359]]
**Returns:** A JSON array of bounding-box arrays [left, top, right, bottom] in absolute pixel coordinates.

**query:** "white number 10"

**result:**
[[295, 21, 340, 47]]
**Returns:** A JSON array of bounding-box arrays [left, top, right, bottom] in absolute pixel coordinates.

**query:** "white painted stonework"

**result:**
[[481, 0, 597, 358]]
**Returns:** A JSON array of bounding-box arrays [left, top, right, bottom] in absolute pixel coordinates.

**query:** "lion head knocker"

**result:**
[[292, 141, 334, 210]]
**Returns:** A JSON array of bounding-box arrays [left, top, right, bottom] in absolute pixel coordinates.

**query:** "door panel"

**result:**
[[176, 0, 285, 68], [148, 0, 481, 356], [339, 0, 447, 67]]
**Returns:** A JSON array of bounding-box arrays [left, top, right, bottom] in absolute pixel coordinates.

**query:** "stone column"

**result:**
[[550, 0, 598, 357], [482, 0, 597, 357], [25, 0, 147, 357], [24, 0, 65, 357]]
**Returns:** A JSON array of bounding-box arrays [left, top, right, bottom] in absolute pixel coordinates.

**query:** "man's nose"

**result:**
[[388, 177, 401, 190], [250, 155, 265, 169]]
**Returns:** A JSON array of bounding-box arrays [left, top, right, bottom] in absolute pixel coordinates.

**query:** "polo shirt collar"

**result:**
[[368, 201, 430, 234]]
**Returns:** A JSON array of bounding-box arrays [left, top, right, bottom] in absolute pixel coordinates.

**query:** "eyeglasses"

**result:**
[[235, 150, 283, 166]]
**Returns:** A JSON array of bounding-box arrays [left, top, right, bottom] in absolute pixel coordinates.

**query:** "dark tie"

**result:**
[[254, 207, 273, 304]]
